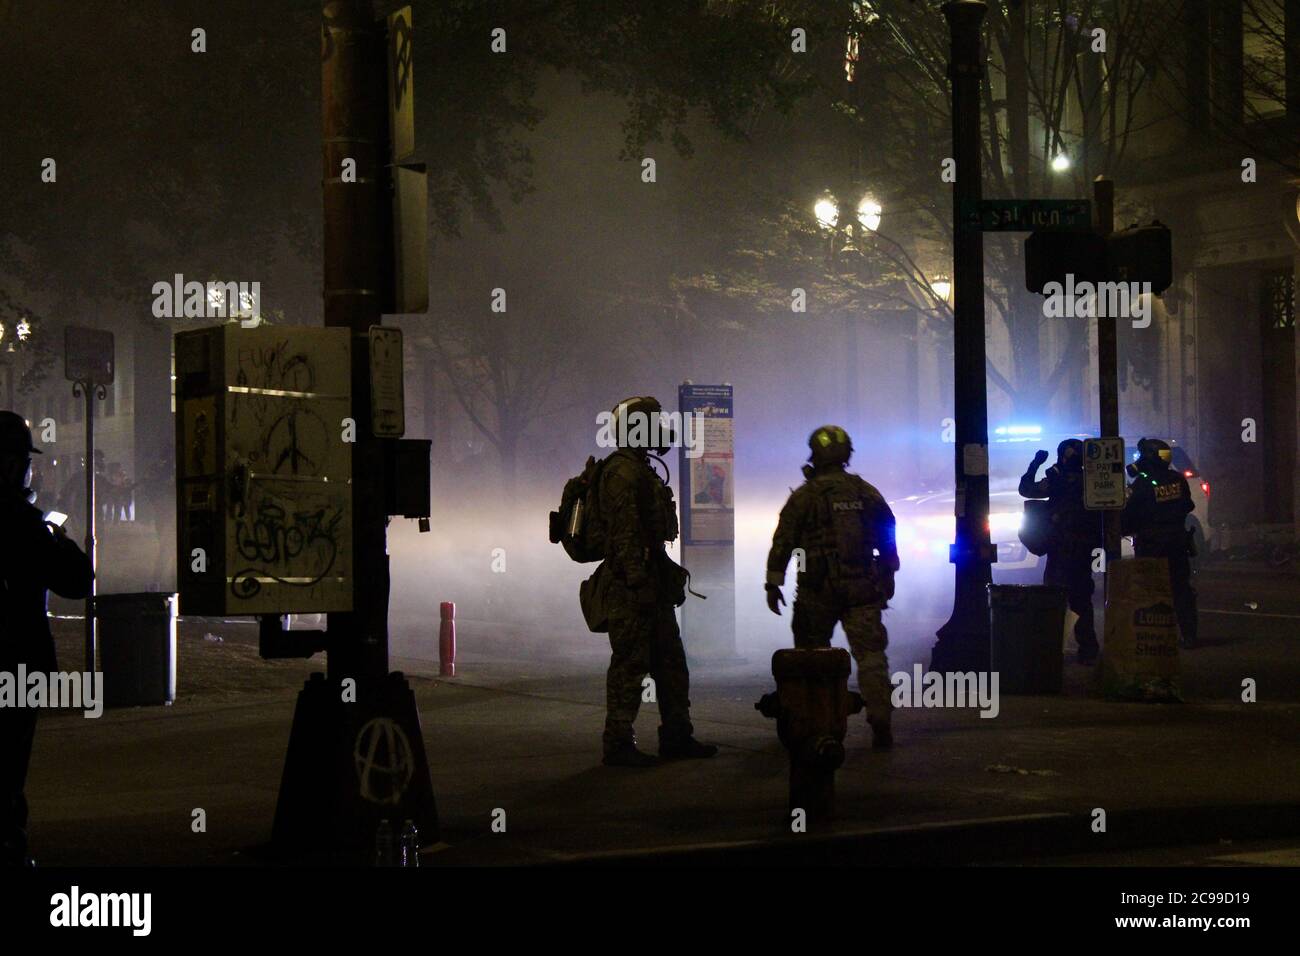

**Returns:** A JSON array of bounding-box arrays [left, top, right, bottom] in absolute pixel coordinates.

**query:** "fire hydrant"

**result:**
[[756, 647, 864, 822]]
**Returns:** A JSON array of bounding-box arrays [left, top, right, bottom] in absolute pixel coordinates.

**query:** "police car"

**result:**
[[889, 486, 1044, 585]]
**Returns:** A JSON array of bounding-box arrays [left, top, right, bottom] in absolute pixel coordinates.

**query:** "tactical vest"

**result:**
[[1134, 468, 1191, 551], [608, 452, 678, 549], [654, 479, 679, 544], [803, 472, 882, 605]]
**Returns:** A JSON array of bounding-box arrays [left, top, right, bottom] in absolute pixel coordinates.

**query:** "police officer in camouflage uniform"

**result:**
[[765, 426, 900, 749], [1122, 437, 1198, 647], [599, 396, 717, 767], [1019, 439, 1103, 663]]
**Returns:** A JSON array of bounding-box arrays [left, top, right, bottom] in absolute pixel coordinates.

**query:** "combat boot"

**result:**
[[602, 742, 659, 767], [658, 728, 718, 760], [867, 718, 893, 750]]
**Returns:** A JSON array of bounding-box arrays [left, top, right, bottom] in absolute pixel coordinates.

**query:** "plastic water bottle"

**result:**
[[400, 819, 420, 868], [374, 818, 394, 867]]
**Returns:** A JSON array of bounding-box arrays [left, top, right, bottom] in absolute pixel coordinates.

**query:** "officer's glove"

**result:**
[[880, 569, 896, 601], [765, 585, 785, 616], [1031, 449, 1049, 468]]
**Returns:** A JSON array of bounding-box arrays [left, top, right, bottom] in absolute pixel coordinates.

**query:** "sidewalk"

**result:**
[[23, 607, 1300, 866]]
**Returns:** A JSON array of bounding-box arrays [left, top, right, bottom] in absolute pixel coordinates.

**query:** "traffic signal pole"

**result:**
[[1093, 176, 1123, 563], [322, 0, 389, 680], [270, 0, 437, 858], [932, 1, 994, 674]]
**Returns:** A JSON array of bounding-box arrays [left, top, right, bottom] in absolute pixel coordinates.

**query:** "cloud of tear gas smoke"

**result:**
[[386, 447, 957, 674]]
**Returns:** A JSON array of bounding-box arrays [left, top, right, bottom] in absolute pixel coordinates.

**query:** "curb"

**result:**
[[544, 802, 1300, 866]]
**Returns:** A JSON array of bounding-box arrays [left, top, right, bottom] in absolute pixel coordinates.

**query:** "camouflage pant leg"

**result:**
[[604, 604, 692, 752], [842, 605, 892, 726], [647, 604, 693, 741], [791, 593, 838, 648]]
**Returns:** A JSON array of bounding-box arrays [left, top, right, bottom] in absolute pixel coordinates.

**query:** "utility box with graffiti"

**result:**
[[175, 324, 353, 615]]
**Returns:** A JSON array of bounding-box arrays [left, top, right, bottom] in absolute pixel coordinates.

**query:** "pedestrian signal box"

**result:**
[[1025, 221, 1172, 295], [174, 324, 353, 616]]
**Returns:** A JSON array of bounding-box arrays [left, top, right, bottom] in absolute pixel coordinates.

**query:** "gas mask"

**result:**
[[1056, 439, 1083, 473]]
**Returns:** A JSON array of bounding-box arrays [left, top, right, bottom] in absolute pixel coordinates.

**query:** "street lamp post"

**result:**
[[71, 379, 108, 673], [931, 0, 993, 674]]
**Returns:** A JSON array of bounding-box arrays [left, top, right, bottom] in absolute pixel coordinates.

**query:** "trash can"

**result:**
[[96, 592, 178, 707], [988, 585, 1067, 694]]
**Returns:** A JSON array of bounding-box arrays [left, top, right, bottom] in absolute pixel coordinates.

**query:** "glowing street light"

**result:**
[[930, 276, 952, 303], [16, 318, 31, 341], [1051, 152, 1071, 173], [814, 196, 840, 230], [857, 196, 882, 232]]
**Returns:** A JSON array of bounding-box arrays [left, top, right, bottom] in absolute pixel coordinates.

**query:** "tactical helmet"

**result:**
[[0, 411, 40, 456], [611, 395, 672, 453], [1136, 437, 1172, 465], [807, 425, 853, 467]]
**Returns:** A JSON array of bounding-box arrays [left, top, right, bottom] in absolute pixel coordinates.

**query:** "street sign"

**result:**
[[64, 327, 114, 384], [1084, 437, 1126, 510], [961, 199, 1092, 232], [368, 326, 405, 437], [386, 6, 415, 161], [387, 163, 428, 314]]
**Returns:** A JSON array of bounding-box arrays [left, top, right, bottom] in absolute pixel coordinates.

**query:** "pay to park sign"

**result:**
[[1084, 437, 1126, 510]]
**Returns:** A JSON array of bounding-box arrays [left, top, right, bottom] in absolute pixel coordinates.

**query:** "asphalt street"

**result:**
[[24, 562, 1299, 866]]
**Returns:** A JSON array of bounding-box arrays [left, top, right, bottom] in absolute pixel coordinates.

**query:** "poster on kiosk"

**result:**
[[678, 383, 738, 662]]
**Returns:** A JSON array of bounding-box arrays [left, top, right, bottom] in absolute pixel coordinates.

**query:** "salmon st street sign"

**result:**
[[960, 198, 1092, 232]]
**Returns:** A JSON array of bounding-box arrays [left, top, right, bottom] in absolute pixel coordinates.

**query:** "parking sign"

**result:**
[[1084, 437, 1126, 509], [64, 326, 114, 384]]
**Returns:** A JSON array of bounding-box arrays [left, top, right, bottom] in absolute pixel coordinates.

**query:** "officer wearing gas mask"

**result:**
[[598, 396, 717, 767], [1019, 439, 1103, 663], [1122, 437, 1197, 646], [765, 426, 900, 749], [0, 411, 93, 865]]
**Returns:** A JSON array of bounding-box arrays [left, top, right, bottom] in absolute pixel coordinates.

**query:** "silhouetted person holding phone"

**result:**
[[0, 411, 93, 866]]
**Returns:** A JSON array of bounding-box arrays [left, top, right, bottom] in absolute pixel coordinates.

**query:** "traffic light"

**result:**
[[1025, 221, 1172, 295]]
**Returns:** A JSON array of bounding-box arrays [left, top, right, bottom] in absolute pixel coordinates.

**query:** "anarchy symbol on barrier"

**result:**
[[354, 717, 414, 805], [391, 15, 413, 109]]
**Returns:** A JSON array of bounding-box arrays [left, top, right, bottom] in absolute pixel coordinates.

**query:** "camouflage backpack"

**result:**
[[549, 455, 609, 563]]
